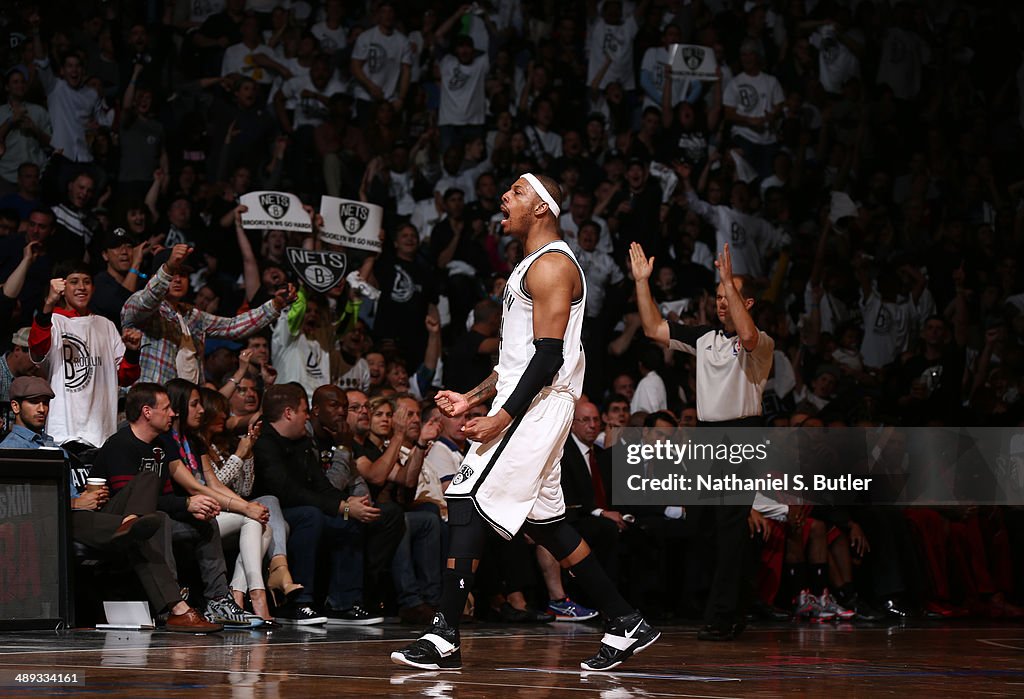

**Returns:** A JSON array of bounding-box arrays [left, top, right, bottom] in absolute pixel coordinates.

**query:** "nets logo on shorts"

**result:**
[[259, 193, 291, 220], [451, 463, 475, 486], [62, 332, 100, 393]]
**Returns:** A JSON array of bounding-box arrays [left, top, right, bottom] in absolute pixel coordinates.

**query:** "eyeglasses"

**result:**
[[349, 403, 369, 412], [574, 417, 601, 424]]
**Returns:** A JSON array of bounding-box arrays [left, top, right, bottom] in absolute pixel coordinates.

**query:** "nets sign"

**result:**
[[319, 196, 383, 252], [239, 191, 312, 232], [285, 247, 348, 293]]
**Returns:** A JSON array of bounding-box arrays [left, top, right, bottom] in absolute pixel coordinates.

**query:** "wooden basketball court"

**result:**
[[1, 620, 1022, 696]]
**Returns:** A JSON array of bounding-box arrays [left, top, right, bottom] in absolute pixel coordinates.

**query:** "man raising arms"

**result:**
[[392, 173, 658, 671]]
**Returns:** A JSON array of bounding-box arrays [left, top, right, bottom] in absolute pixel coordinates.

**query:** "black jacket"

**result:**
[[254, 423, 343, 516], [561, 437, 612, 520]]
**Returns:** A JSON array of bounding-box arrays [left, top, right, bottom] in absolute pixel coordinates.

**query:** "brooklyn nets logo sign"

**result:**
[[286, 247, 348, 294], [259, 193, 291, 220]]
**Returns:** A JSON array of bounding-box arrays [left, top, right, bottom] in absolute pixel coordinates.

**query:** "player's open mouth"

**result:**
[[500, 206, 509, 219]]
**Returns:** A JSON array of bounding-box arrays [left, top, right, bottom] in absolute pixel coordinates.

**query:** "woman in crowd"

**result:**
[[163, 379, 274, 623], [198, 387, 304, 612]]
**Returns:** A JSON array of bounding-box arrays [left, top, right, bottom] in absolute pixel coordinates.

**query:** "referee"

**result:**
[[630, 241, 775, 640]]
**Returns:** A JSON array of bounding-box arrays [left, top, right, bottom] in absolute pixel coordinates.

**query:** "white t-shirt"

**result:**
[[389, 169, 416, 216], [765, 349, 796, 399], [723, 71, 784, 145], [803, 282, 848, 335], [587, 17, 639, 90], [411, 199, 444, 242], [560, 214, 613, 256], [574, 247, 624, 319], [311, 20, 347, 54], [418, 438, 464, 519], [281, 74, 347, 129], [876, 27, 930, 101], [859, 288, 935, 369], [350, 26, 413, 101], [336, 357, 370, 392], [810, 25, 861, 95], [44, 313, 125, 447], [631, 370, 667, 414], [526, 125, 563, 160], [439, 54, 489, 126], [272, 314, 330, 400], [686, 190, 783, 278], [221, 43, 277, 84]]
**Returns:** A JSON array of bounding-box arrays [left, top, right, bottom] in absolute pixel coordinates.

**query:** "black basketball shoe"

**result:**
[[390, 612, 462, 670], [580, 611, 660, 671]]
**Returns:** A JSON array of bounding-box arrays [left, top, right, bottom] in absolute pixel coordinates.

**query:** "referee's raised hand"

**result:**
[[715, 242, 734, 283], [629, 242, 654, 282]]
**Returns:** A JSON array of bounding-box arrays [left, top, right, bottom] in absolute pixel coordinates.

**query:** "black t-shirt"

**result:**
[[91, 271, 132, 329], [373, 253, 439, 366], [91, 426, 186, 514], [429, 219, 491, 276], [352, 438, 401, 504]]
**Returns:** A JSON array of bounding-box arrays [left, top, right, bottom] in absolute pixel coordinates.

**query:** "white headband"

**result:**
[[521, 173, 560, 219]]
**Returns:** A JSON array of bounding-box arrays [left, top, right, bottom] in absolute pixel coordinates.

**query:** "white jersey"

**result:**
[[45, 312, 126, 447], [494, 239, 586, 410], [447, 239, 586, 539]]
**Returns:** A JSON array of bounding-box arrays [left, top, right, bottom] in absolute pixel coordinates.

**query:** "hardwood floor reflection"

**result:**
[[0, 621, 1022, 697]]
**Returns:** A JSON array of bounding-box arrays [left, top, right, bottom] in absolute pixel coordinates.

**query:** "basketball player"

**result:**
[[391, 174, 659, 671]]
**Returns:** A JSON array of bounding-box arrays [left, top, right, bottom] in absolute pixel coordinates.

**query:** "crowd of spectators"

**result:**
[[3, 0, 1024, 628]]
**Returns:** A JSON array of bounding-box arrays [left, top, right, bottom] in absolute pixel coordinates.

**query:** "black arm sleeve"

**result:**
[[499, 338, 564, 418]]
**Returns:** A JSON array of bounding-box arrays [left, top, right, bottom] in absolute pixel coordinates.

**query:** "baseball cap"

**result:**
[[10, 376, 55, 401], [11, 327, 29, 349], [102, 227, 136, 249]]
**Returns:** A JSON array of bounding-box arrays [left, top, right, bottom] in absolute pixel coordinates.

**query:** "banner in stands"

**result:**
[[285, 247, 348, 293], [667, 43, 718, 79], [239, 191, 312, 232], [319, 196, 383, 252]]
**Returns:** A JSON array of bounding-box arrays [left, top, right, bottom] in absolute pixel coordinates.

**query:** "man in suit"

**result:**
[[554, 400, 624, 580]]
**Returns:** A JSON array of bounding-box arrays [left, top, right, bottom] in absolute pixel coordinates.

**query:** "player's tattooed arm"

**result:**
[[435, 372, 498, 417], [466, 371, 498, 408]]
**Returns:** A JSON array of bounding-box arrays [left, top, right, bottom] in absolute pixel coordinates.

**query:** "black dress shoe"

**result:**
[[499, 602, 554, 623]]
